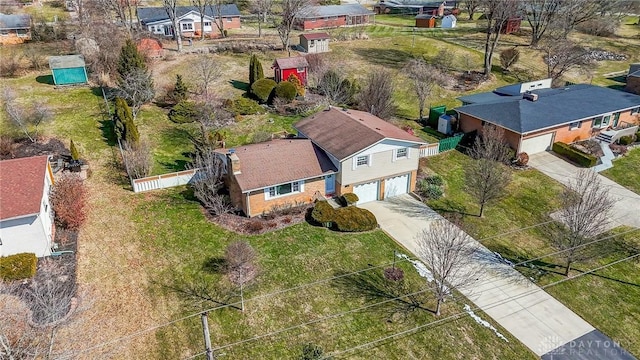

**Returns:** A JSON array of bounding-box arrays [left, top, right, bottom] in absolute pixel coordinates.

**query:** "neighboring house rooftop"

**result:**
[[300, 32, 330, 40], [219, 139, 337, 192], [0, 13, 30, 29], [49, 55, 86, 69], [628, 63, 640, 78], [274, 56, 309, 69], [298, 4, 374, 19], [455, 84, 640, 134], [295, 107, 425, 160], [0, 156, 49, 220], [137, 5, 241, 24]]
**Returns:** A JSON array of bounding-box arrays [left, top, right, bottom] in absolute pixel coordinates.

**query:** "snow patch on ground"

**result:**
[[464, 304, 509, 342], [397, 253, 433, 282]]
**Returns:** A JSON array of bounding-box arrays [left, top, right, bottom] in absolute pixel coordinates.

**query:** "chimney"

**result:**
[[523, 92, 538, 102], [227, 149, 241, 175]]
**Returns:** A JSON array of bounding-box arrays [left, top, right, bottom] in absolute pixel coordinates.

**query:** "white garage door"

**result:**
[[384, 174, 409, 198], [520, 133, 554, 154], [353, 181, 379, 204]]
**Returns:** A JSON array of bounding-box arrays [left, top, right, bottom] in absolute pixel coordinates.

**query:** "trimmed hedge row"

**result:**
[[311, 200, 377, 232], [0, 253, 37, 281], [552, 142, 597, 168]]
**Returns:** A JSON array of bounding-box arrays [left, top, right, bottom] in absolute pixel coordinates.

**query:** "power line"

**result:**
[[325, 250, 640, 359]]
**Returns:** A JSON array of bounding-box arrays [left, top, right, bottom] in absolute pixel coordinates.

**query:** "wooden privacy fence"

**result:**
[[132, 169, 199, 193]]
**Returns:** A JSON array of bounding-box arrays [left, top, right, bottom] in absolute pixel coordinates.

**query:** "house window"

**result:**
[[569, 121, 581, 130], [150, 26, 156, 32], [356, 155, 369, 167], [227, 17, 232, 22], [592, 114, 611, 129], [0, 30, 8, 36], [266, 181, 303, 199], [297, 67, 305, 72], [309, 40, 315, 47], [632, 107, 640, 115], [182, 23, 193, 31], [204, 21, 211, 26], [395, 148, 408, 159]]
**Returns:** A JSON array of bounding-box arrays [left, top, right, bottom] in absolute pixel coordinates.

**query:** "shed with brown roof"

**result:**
[[299, 33, 330, 53], [273, 56, 309, 85]]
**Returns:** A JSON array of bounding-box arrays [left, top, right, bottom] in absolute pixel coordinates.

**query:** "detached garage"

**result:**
[[49, 55, 88, 86], [353, 181, 379, 204]]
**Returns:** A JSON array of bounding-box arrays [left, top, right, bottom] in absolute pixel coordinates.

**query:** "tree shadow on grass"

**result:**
[[331, 269, 434, 319], [36, 75, 54, 85], [99, 119, 117, 147], [428, 199, 476, 217], [230, 80, 249, 92], [162, 271, 239, 311], [203, 257, 227, 274], [352, 48, 415, 69]]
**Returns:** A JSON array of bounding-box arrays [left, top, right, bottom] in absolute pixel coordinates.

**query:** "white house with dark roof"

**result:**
[[0, 13, 31, 44], [0, 156, 55, 257], [455, 82, 640, 154], [138, 5, 241, 37]]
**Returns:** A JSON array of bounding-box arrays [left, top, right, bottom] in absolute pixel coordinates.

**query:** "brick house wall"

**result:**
[[244, 176, 325, 217], [298, 16, 347, 30], [458, 113, 522, 150], [626, 77, 640, 96]]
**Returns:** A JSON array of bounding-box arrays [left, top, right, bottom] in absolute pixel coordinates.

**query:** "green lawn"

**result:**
[[375, 14, 416, 27], [601, 148, 640, 195], [132, 187, 535, 359], [424, 150, 640, 357]]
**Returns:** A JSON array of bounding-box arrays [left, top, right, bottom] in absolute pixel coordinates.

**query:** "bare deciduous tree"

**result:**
[[462, 0, 481, 20], [209, 0, 233, 38], [192, 0, 211, 41], [524, 0, 561, 46], [116, 68, 155, 119], [499, 48, 520, 71], [404, 59, 446, 121], [358, 68, 396, 120], [2, 88, 52, 143], [189, 145, 231, 216], [465, 158, 511, 217], [479, 0, 519, 76], [163, 0, 183, 52], [252, 0, 274, 37], [541, 40, 592, 84], [225, 240, 258, 312], [316, 68, 357, 105], [469, 124, 512, 163], [551, 170, 614, 276], [277, 0, 308, 56], [416, 220, 478, 316], [192, 54, 222, 96], [192, 96, 234, 138], [556, 0, 622, 38], [122, 139, 153, 179]]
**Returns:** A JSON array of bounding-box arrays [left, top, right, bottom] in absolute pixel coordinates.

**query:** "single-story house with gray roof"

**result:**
[[455, 83, 640, 154], [295, 4, 374, 30], [138, 5, 240, 38], [0, 13, 31, 44], [626, 63, 640, 95]]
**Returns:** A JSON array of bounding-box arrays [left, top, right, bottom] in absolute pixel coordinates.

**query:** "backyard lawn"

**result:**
[[601, 148, 640, 195], [424, 150, 640, 357]]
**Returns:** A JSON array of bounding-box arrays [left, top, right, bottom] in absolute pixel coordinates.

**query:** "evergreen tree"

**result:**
[[113, 97, 139, 146], [249, 54, 264, 87], [118, 39, 147, 79], [70, 139, 80, 161], [173, 74, 188, 102], [124, 113, 140, 146]]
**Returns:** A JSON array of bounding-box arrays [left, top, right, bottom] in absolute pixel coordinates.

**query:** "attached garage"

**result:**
[[520, 133, 554, 154], [353, 181, 379, 204], [384, 174, 409, 198]]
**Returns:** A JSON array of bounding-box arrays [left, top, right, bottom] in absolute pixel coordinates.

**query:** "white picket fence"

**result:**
[[131, 169, 199, 193], [419, 143, 440, 158]]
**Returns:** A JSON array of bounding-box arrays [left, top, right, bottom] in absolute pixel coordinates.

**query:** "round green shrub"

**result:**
[[274, 81, 297, 102], [333, 207, 377, 232], [229, 97, 263, 115], [0, 253, 37, 281], [619, 135, 635, 145], [250, 78, 277, 103], [425, 175, 443, 186], [311, 200, 335, 225], [424, 184, 443, 200], [341, 193, 359, 206], [168, 101, 196, 123]]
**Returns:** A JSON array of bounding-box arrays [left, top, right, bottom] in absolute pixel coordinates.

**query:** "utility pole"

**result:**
[[201, 312, 214, 360]]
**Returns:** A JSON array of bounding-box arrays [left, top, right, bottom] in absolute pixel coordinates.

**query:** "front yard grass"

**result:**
[[132, 187, 536, 359], [601, 147, 640, 195], [424, 150, 640, 357]]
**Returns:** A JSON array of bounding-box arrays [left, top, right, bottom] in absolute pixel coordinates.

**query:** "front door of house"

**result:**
[[325, 174, 335, 195]]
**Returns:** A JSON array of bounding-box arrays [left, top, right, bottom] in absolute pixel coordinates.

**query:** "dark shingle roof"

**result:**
[[138, 5, 240, 24], [0, 13, 30, 29], [629, 63, 640, 78], [274, 56, 309, 70], [0, 156, 49, 220], [300, 32, 330, 40], [295, 107, 425, 160], [298, 4, 374, 19], [218, 139, 336, 192], [455, 84, 640, 134]]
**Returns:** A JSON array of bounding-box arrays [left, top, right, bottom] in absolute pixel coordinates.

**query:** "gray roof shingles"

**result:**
[[138, 5, 240, 24], [49, 55, 86, 69], [0, 13, 30, 29], [298, 4, 374, 19], [455, 84, 640, 134]]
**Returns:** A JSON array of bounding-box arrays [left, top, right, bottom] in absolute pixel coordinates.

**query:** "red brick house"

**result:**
[[273, 56, 309, 85], [295, 4, 374, 30], [501, 17, 522, 34], [455, 81, 640, 155], [138, 5, 241, 38]]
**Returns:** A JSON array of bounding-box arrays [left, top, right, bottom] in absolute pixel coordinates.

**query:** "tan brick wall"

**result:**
[[244, 177, 325, 217], [459, 114, 522, 150]]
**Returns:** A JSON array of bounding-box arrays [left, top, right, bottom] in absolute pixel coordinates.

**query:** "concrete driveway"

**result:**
[[361, 195, 596, 357], [529, 151, 640, 229]]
